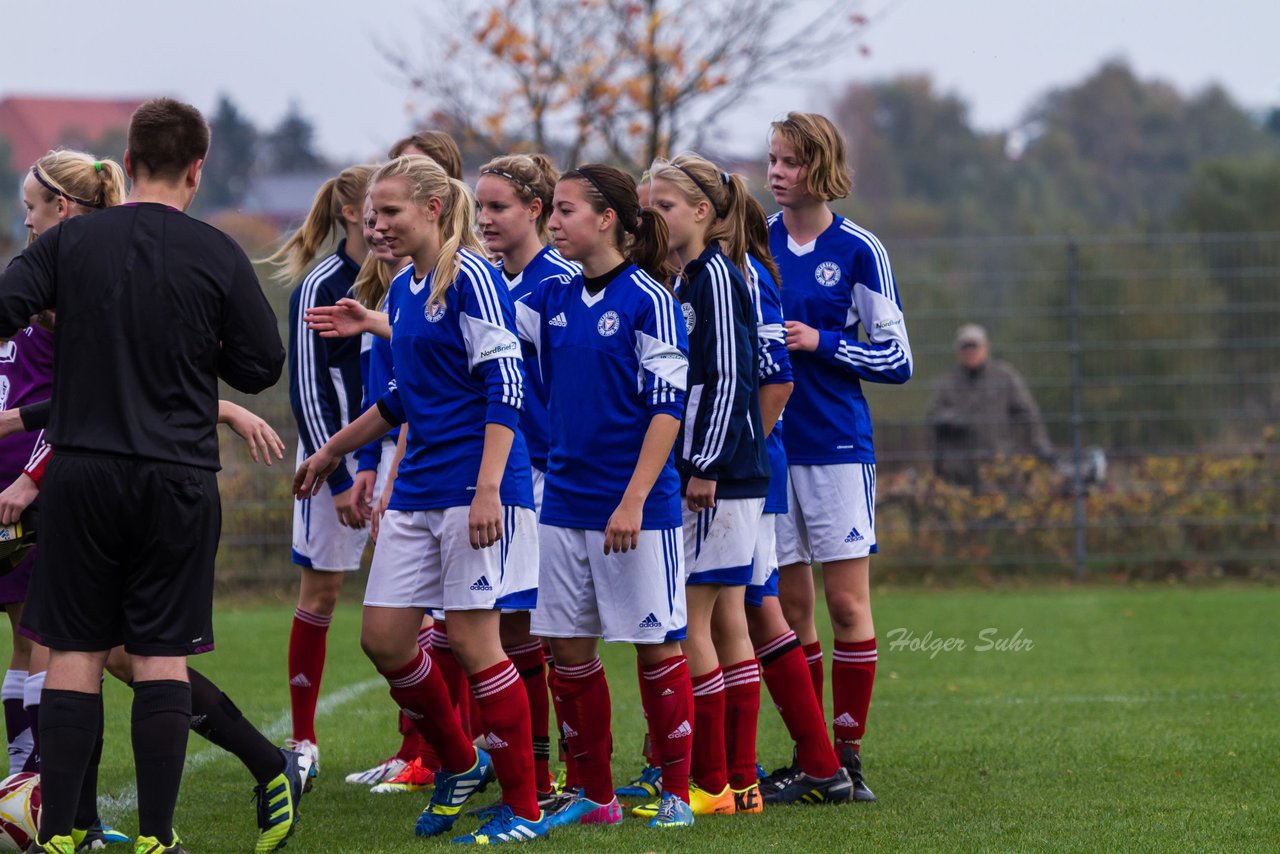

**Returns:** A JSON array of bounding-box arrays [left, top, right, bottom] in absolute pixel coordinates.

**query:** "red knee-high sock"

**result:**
[[802, 641, 825, 720], [635, 657, 657, 767], [690, 668, 728, 794], [396, 624, 438, 766], [551, 658, 613, 804], [471, 660, 539, 820], [546, 656, 580, 789], [832, 639, 877, 751], [428, 624, 474, 739], [381, 648, 474, 774], [756, 631, 839, 777], [288, 608, 330, 743], [505, 641, 552, 793], [722, 660, 761, 790], [640, 655, 692, 804]]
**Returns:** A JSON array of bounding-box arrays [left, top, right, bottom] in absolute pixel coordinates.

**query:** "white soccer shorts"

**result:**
[[364, 505, 538, 611], [292, 446, 366, 572], [775, 463, 878, 566], [531, 466, 545, 516], [683, 497, 764, 586], [532, 525, 686, 645], [745, 512, 780, 607]]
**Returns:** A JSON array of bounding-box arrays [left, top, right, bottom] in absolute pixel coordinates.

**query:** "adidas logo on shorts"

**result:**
[[561, 721, 579, 738], [470, 575, 494, 591], [833, 712, 860, 728], [844, 526, 864, 543], [549, 312, 568, 327], [485, 732, 510, 750], [668, 720, 692, 739], [289, 673, 312, 688], [638, 612, 663, 629]]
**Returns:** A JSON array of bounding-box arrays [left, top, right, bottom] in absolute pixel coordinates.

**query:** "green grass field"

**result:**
[[32, 585, 1280, 853]]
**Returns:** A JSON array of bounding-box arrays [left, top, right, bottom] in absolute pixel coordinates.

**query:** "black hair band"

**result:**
[[672, 162, 726, 219], [30, 166, 102, 209], [480, 168, 535, 199], [579, 170, 637, 234]]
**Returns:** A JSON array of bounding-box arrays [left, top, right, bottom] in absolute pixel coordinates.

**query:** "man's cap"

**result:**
[[955, 324, 987, 348]]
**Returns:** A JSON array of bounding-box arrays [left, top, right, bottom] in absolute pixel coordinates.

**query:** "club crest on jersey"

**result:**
[[424, 300, 447, 323], [681, 302, 696, 334], [815, 261, 842, 287], [597, 310, 621, 337]]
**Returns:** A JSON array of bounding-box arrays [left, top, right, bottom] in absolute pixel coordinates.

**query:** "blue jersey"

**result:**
[[355, 291, 400, 474], [516, 264, 689, 530], [674, 244, 768, 499], [768, 214, 912, 464], [498, 246, 579, 472], [379, 248, 532, 511], [747, 255, 792, 515], [288, 240, 363, 493]]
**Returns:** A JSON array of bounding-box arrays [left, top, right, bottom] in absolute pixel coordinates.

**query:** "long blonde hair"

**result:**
[[29, 149, 126, 227], [265, 165, 374, 284], [370, 155, 483, 307], [647, 151, 752, 274]]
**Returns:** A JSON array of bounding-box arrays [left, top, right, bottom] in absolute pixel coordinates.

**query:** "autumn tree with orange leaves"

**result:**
[[384, 0, 871, 170]]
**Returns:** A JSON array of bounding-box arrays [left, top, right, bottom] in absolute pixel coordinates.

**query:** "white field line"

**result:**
[[99, 677, 384, 819], [872, 690, 1274, 708]]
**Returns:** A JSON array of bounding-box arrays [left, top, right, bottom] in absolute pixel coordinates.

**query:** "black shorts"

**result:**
[[21, 452, 220, 656]]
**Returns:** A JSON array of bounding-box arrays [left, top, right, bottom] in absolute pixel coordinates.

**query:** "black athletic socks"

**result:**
[[36, 688, 101, 839], [73, 691, 105, 829], [188, 668, 285, 784], [131, 680, 191, 844]]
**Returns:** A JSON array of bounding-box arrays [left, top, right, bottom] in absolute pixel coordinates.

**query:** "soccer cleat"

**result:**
[[253, 749, 306, 852], [757, 758, 800, 799], [130, 836, 190, 854], [72, 819, 131, 851], [839, 745, 876, 802], [545, 791, 623, 828], [415, 748, 493, 837], [614, 762, 663, 798], [284, 738, 319, 792], [449, 805, 550, 845], [647, 792, 695, 829], [25, 837, 76, 854], [344, 756, 407, 785], [763, 766, 853, 806], [731, 783, 763, 814], [370, 757, 435, 794], [632, 781, 735, 817]]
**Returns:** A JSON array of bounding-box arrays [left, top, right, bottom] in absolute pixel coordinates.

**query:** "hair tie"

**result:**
[[672, 161, 726, 219], [94, 161, 103, 173], [720, 171, 730, 185], [480, 167, 534, 199], [30, 166, 102, 209]]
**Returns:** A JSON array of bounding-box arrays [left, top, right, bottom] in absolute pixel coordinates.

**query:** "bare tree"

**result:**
[[382, 0, 873, 170]]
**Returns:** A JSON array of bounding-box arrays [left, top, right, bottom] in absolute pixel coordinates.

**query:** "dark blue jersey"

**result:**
[[747, 255, 792, 515], [355, 292, 400, 474]]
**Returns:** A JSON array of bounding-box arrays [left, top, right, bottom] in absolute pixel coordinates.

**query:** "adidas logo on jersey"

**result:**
[[638, 612, 663, 629], [484, 732, 510, 750], [833, 712, 860, 728], [289, 673, 312, 688], [844, 526, 864, 543], [668, 720, 692, 740], [549, 312, 568, 327], [470, 576, 494, 591], [561, 721, 579, 739]]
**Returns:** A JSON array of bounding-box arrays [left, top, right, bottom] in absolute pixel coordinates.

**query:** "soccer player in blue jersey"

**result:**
[[476, 153, 580, 802], [767, 112, 914, 801], [635, 154, 769, 818], [293, 155, 547, 844], [266, 165, 375, 785], [513, 164, 696, 830]]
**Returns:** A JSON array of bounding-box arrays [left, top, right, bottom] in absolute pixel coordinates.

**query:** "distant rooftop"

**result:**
[[0, 95, 150, 169]]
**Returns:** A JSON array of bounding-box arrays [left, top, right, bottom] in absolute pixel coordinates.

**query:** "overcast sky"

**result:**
[[2, 0, 1276, 163]]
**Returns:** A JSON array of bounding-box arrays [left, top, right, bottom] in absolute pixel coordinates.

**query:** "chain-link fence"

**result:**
[[215, 232, 1280, 587]]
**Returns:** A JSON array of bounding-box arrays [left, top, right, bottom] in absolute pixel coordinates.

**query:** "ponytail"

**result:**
[[429, 178, 484, 307], [264, 165, 374, 284], [30, 149, 127, 212], [647, 152, 751, 277], [632, 208, 673, 282]]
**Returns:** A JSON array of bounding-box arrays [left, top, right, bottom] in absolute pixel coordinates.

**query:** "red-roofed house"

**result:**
[[0, 96, 149, 169]]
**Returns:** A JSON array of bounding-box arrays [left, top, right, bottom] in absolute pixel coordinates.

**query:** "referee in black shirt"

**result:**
[[0, 99, 285, 854]]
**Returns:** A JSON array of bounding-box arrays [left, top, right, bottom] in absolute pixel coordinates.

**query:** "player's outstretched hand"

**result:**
[[603, 498, 642, 555], [468, 485, 502, 550], [0, 473, 38, 526], [784, 319, 821, 352], [219, 400, 286, 466], [685, 475, 717, 512], [305, 298, 369, 338], [294, 450, 340, 500]]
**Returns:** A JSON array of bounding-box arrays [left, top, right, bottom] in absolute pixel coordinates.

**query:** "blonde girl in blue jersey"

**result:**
[[767, 112, 913, 802], [515, 164, 697, 830], [293, 155, 548, 844]]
